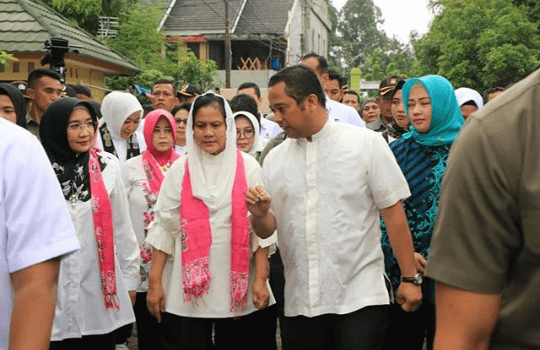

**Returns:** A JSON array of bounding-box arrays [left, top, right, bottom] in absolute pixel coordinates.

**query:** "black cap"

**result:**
[[61, 85, 77, 98], [177, 83, 203, 98], [379, 75, 402, 97], [11, 81, 29, 100]]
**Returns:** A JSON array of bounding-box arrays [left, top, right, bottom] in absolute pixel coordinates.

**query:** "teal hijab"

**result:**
[[402, 75, 464, 146]]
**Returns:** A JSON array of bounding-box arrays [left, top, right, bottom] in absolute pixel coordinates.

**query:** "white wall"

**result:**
[[286, 0, 331, 66], [214, 69, 277, 90]]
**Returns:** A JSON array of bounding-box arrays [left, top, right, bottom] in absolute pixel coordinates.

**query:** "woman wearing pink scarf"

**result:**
[[122, 109, 180, 350], [39, 98, 140, 350], [145, 92, 275, 349]]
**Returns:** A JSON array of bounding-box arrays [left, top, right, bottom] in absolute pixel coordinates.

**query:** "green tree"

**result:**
[[39, 0, 126, 33], [0, 51, 17, 68], [104, 3, 217, 99], [334, 0, 387, 68], [414, 0, 540, 90]]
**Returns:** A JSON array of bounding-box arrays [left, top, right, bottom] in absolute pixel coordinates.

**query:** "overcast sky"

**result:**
[[330, 0, 434, 43]]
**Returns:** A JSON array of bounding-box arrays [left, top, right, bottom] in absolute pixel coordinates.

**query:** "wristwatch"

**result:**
[[401, 273, 423, 286]]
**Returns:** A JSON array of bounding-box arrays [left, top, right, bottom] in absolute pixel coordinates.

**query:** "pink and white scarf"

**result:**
[[180, 149, 250, 310], [89, 148, 120, 310]]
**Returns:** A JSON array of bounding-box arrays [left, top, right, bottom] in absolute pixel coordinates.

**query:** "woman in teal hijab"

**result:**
[[380, 75, 463, 350]]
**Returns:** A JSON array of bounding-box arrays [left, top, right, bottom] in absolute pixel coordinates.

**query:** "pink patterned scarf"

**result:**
[[88, 148, 120, 310], [180, 150, 250, 310]]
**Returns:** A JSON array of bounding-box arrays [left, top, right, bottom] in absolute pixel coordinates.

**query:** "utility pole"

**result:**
[[224, 0, 232, 88]]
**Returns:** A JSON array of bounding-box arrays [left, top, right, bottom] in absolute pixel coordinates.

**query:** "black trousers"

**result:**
[[159, 311, 275, 350], [135, 292, 162, 350], [281, 305, 389, 350], [49, 331, 116, 350], [383, 301, 435, 350]]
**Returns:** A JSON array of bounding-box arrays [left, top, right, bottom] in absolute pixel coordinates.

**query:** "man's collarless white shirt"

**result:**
[[261, 118, 410, 317]]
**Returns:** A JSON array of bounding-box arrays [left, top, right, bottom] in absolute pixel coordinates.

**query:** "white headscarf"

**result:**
[[186, 91, 238, 211], [99, 91, 143, 137], [454, 87, 484, 109], [233, 111, 264, 158]]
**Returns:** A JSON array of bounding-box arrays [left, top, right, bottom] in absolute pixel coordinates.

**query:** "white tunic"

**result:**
[[0, 120, 80, 350], [262, 118, 410, 317], [122, 155, 179, 292], [51, 152, 140, 340], [146, 153, 275, 318]]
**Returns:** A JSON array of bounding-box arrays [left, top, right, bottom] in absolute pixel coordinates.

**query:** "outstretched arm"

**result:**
[[9, 258, 60, 350]]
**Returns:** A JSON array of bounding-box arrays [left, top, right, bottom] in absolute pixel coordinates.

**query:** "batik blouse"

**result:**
[[380, 136, 451, 301]]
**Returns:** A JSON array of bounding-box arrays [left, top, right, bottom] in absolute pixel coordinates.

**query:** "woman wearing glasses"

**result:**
[[234, 111, 264, 161], [171, 102, 191, 156], [39, 98, 140, 350]]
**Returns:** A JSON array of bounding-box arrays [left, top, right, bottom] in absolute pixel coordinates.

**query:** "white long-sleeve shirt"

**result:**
[[262, 118, 409, 317], [51, 152, 140, 340]]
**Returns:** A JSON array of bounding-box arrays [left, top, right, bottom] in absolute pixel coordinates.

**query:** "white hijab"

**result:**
[[454, 87, 484, 109], [186, 91, 238, 211], [233, 111, 264, 158], [99, 91, 143, 137]]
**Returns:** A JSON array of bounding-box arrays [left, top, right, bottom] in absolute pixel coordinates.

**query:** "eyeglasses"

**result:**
[[67, 120, 96, 132], [175, 118, 188, 125], [236, 129, 255, 139]]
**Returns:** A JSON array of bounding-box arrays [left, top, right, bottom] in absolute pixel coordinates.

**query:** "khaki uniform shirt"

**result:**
[[425, 69, 540, 349]]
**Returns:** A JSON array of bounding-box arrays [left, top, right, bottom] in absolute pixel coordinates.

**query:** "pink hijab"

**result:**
[[142, 109, 180, 196]]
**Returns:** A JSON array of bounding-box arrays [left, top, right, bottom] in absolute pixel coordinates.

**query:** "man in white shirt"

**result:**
[[246, 65, 422, 350], [300, 53, 365, 128], [0, 119, 79, 350], [237, 82, 283, 143]]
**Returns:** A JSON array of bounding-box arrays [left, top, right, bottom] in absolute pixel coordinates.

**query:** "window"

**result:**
[[186, 42, 200, 59], [28, 62, 35, 72], [13, 62, 20, 72]]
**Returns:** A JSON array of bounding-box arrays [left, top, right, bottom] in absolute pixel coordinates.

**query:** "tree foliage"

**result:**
[[414, 0, 540, 90], [329, 0, 417, 84], [0, 50, 17, 68], [39, 0, 126, 33], [104, 3, 217, 98]]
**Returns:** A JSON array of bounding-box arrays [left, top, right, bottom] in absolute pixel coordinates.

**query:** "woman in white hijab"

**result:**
[[145, 92, 275, 349], [234, 111, 264, 161], [454, 87, 483, 120], [96, 91, 146, 164]]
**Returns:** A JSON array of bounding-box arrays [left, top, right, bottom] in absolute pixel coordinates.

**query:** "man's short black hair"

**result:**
[[343, 89, 359, 102], [300, 53, 329, 74], [229, 94, 259, 117], [483, 86, 505, 104], [152, 79, 176, 92], [237, 82, 261, 98], [171, 102, 192, 116], [327, 70, 343, 88], [27, 68, 62, 88], [268, 65, 325, 108], [72, 84, 92, 97]]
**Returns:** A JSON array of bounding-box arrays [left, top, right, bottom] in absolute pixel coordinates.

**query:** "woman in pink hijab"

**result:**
[[121, 109, 180, 350]]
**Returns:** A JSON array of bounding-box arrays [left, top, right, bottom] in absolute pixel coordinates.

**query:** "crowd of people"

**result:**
[[1, 50, 538, 350]]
